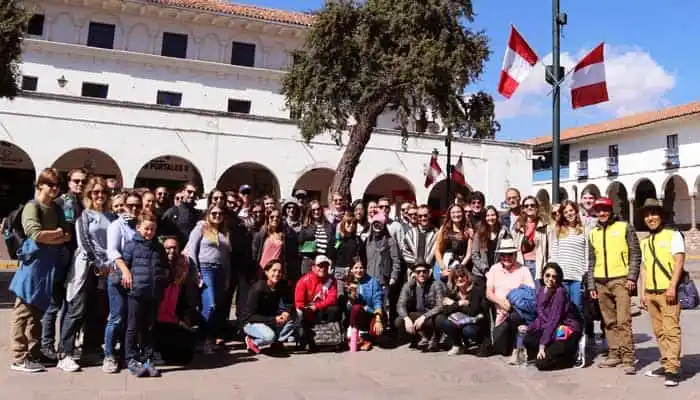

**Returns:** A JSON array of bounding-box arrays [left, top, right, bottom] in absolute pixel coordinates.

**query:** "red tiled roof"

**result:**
[[146, 0, 314, 26], [527, 102, 700, 146]]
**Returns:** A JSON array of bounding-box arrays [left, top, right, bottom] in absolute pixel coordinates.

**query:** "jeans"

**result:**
[[104, 279, 127, 358], [439, 317, 482, 347], [58, 286, 87, 357], [199, 263, 226, 340], [41, 282, 67, 350], [243, 321, 297, 347], [523, 259, 537, 282], [124, 296, 157, 362], [562, 280, 583, 319]]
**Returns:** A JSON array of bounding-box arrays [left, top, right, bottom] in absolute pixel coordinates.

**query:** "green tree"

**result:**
[[282, 0, 500, 200], [0, 1, 29, 99]]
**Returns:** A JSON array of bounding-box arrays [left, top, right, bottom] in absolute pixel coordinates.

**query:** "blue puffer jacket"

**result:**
[[347, 274, 384, 314], [507, 284, 537, 324], [122, 233, 170, 299]]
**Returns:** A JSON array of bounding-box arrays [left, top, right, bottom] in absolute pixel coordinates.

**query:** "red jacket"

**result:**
[[294, 272, 338, 311]]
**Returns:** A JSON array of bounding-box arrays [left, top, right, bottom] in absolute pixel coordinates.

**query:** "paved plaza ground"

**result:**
[[0, 305, 699, 400]]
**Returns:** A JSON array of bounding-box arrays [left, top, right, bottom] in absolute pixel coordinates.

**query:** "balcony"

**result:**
[[533, 166, 570, 182], [606, 158, 619, 176], [577, 162, 588, 180], [664, 147, 680, 169]]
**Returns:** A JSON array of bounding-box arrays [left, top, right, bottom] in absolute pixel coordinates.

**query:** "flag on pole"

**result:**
[[571, 43, 609, 109], [424, 149, 443, 188], [451, 154, 466, 187], [498, 25, 539, 99]]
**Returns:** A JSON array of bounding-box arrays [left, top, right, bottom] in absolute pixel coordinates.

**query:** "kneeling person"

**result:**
[[295, 255, 341, 350]]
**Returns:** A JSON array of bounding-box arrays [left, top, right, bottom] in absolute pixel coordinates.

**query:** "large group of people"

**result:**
[[2, 166, 691, 388]]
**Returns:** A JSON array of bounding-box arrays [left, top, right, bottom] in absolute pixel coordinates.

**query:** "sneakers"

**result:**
[[447, 345, 464, 356], [127, 359, 148, 377], [102, 356, 119, 374], [598, 357, 622, 368], [245, 336, 260, 354], [10, 359, 45, 373], [57, 356, 81, 373], [417, 337, 429, 348], [645, 367, 665, 377], [664, 372, 680, 387], [143, 360, 161, 377], [574, 336, 586, 368], [422, 338, 439, 353]]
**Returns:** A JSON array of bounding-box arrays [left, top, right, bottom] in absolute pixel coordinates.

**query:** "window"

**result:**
[[666, 133, 679, 149], [579, 149, 588, 163], [230, 42, 256, 67], [608, 144, 618, 160], [27, 14, 44, 36], [21, 76, 38, 91], [665, 134, 680, 168], [161, 32, 188, 59], [227, 99, 251, 114], [81, 82, 109, 98], [577, 149, 588, 178], [607, 144, 619, 175], [87, 22, 116, 49], [156, 91, 182, 107]]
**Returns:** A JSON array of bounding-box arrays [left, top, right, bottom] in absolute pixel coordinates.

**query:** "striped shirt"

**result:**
[[549, 229, 588, 281], [314, 224, 328, 255]]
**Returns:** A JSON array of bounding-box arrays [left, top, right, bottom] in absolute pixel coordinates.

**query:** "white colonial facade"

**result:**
[[0, 0, 531, 217], [531, 102, 700, 232]]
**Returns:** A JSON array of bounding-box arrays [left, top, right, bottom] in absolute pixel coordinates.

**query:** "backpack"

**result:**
[[3, 202, 40, 259], [678, 271, 699, 310]]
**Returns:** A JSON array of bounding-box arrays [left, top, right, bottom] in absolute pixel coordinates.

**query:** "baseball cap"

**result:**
[[314, 255, 332, 267]]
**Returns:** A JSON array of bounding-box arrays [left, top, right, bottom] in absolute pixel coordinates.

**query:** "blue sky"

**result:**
[[249, 0, 698, 141]]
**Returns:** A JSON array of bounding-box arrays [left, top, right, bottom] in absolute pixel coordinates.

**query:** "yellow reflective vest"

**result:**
[[589, 221, 630, 280], [641, 229, 677, 291]]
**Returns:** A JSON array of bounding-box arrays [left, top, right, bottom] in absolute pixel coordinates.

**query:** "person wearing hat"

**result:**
[[237, 185, 252, 219], [587, 197, 641, 374], [638, 198, 685, 386], [294, 255, 340, 351], [484, 237, 535, 359], [281, 199, 303, 233], [293, 189, 308, 216], [395, 261, 446, 352]]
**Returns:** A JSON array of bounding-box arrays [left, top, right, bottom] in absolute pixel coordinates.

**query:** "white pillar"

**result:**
[[691, 194, 697, 231]]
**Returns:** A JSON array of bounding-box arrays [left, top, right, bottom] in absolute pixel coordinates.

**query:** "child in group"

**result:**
[[121, 211, 170, 377]]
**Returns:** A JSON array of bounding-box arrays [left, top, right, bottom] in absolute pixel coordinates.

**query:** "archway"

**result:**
[[663, 175, 691, 229], [293, 168, 334, 206], [558, 187, 568, 202], [52, 148, 123, 192], [217, 162, 280, 200], [364, 173, 416, 207], [581, 184, 601, 200], [606, 181, 629, 222], [427, 179, 471, 213], [536, 189, 551, 214], [633, 178, 656, 231], [0, 141, 36, 218], [134, 155, 203, 193]]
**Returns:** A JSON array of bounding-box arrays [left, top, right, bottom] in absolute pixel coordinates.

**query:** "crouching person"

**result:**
[[295, 255, 341, 352], [122, 211, 170, 377], [243, 259, 297, 354], [395, 262, 446, 352], [343, 257, 385, 351]]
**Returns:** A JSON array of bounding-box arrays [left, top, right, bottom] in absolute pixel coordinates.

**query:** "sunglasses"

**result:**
[[186, 189, 195, 194], [269, 215, 280, 220], [417, 214, 430, 219], [45, 182, 59, 188], [523, 203, 537, 209], [544, 273, 558, 280], [212, 196, 223, 201], [415, 269, 428, 275], [125, 203, 141, 209], [72, 179, 86, 184], [378, 205, 390, 209], [210, 212, 223, 217], [156, 192, 166, 197], [91, 190, 106, 195]]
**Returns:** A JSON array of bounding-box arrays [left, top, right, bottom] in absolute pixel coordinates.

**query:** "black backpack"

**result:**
[[3, 201, 39, 259]]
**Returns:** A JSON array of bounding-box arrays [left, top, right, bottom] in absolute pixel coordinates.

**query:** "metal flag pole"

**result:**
[[548, 0, 567, 203]]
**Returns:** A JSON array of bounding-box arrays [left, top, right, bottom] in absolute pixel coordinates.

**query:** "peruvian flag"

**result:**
[[424, 150, 443, 188], [497, 25, 539, 99], [571, 43, 609, 109], [451, 154, 466, 187]]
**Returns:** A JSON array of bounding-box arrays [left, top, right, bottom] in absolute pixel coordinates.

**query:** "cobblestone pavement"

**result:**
[[0, 308, 699, 400]]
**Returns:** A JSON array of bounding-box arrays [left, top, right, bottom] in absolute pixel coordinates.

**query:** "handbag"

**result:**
[[448, 312, 471, 326], [649, 237, 699, 310]]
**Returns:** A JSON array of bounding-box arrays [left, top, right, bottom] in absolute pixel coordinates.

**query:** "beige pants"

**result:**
[[646, 291, 682, 373], [9, 297, 43, 364], [596, 278, 635, 364]]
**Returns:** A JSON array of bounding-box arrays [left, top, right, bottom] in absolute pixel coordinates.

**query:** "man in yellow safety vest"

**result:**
[[587, 197, 641, 375], [639, 198, 684, 387]]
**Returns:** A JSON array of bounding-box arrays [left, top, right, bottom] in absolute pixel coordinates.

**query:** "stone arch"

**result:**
[[51, 147, 123, 192], [581, 184, 601, 200], [363, 173, 416, 204], [606, 181, 630, 222], [427, 179, 472, 212], [0, 141, 37, 217], [292, 168, 335, 206], [217, 162, 280, 200], [633, 178, 657, 231], [662, 175, 691, 229], [134, 155, 203, 194]]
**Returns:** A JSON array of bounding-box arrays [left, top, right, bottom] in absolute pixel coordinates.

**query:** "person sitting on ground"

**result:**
[[243, 259, 297, 355], [395, 262, 446, 352], [343, 257, 384, 351], [437, 266, 489, 356], [523, 262, 581, 370], [294, 255, 340, 351]]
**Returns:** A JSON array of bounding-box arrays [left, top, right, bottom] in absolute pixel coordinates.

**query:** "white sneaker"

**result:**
[[447, 345, 464, 356], [57, 356, 81, 373]]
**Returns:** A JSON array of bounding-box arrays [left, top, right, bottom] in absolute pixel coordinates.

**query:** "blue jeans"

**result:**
[[104, 279, 127, 358], [563, 280, 584, 320], [41, 284, 67, 350], [200, 264, 225, 340], [243, 320, 298, 347], [523, 259, 537, 281], [440, 318, 481, 347]]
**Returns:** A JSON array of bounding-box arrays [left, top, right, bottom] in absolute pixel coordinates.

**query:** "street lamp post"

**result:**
[[548, 0, 567, 204]]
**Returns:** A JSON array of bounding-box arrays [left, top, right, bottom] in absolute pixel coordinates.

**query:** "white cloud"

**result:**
[[494, 45, 676, 119]]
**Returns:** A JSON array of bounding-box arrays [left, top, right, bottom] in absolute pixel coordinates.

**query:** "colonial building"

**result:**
[[0, 0, 531, 217], [529, 102, 700, 237]]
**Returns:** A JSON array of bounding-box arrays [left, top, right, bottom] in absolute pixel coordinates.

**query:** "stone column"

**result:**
[[691, 195, 697, 231], [628, 199, 635, 225]]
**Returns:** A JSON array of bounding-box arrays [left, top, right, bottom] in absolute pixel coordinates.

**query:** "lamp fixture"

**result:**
[[57, 75, 67, 88]]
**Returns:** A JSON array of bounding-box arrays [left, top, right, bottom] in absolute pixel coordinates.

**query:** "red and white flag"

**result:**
[[451, 155, 466, 187], [424, 150, 443, 188], [497, 25, 539, 99], [571, 43, 609, 109]]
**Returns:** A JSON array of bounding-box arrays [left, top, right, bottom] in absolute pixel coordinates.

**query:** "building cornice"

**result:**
[[23, 38, 286, 82]]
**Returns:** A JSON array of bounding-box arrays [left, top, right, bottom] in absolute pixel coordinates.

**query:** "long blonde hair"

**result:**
[[82, 176, 110, 212], [203, 205, 228, 245]]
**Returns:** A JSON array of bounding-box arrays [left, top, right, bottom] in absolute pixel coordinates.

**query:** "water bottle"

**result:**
[[63, 195, 74, 223], [516, 331, 528, 365], [349, 327, 359, 352]]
